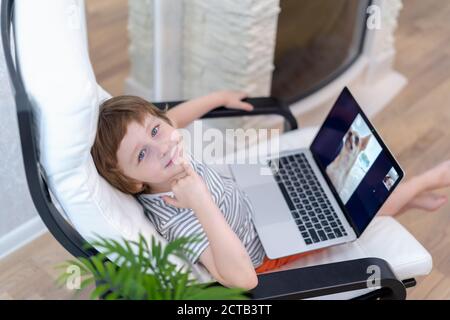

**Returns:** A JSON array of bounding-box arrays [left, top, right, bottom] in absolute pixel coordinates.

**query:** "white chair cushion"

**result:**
[[14, 0, 169, 260]]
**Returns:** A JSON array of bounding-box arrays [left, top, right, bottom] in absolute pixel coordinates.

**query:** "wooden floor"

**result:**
[[1, 0, 450, 299]]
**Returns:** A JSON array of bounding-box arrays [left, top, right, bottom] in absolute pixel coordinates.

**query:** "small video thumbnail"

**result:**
[[383, 167, 399, 190]]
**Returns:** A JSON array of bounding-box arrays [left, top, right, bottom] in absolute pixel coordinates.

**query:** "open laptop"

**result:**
[[229, 87, 404, 259]]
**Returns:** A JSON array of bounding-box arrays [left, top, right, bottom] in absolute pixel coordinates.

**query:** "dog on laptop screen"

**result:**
[[326, 129, 372, 195]]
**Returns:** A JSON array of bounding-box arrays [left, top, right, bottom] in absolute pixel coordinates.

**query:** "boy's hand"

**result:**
[[162, 161, 212, 210], [220, 90, 254, 112]]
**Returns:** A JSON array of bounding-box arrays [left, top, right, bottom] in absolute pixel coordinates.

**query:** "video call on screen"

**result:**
[[310, 89, 400, 234]]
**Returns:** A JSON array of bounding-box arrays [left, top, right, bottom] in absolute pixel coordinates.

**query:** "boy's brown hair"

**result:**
[[91, 95, 172, 195]]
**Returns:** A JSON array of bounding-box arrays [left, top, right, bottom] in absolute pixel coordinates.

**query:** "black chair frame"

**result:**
[[1, 0, 414, 300]]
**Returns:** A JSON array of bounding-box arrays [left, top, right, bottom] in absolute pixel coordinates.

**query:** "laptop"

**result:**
[[229, 87, 404, 259]]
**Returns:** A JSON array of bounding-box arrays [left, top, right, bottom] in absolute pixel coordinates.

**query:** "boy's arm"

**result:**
[[194, 197, 258, 290], [164, 194, 258, 290], [166, 90, 253, 128], [162, 162, 257, 290]]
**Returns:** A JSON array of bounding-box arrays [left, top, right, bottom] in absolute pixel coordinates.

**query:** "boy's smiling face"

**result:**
[[116, 114, 185, 192]]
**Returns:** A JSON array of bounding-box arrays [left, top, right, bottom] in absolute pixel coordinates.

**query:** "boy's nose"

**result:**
[[157, 140, 176, 158], [154, 131, 181, 158], [156, 143, 169, 158]]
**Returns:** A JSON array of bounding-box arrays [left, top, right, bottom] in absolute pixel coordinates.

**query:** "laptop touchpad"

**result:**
[[244, 183, 293, 226]]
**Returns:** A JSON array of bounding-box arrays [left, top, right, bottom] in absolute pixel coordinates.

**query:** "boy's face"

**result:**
[[116, 114, 185, 191]]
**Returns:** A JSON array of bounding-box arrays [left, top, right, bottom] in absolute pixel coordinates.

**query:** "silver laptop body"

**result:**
[[229, 147, 357, 259]]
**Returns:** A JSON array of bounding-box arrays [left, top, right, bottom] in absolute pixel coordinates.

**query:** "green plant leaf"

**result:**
[[187, 285, 249, 300], [90, 283, 111, 300], [79, 276, 95, 291], [104, 291, 121, 300], [56, 233, 250, 300]]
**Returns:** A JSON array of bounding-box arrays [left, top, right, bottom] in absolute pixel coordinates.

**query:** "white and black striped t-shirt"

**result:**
[[136, 155, 266, 268]]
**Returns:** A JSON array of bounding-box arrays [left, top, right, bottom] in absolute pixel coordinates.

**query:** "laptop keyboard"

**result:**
[[268, 153, 348, 245]]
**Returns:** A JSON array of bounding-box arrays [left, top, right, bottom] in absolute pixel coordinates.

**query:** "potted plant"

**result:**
[[56, 234, 249, 300]]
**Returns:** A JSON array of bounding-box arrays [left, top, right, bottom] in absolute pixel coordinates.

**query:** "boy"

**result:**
[[91, 91, 450, 289]]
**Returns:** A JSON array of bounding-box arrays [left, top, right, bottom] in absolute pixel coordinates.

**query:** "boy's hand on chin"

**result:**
[[162, 160, 211, 210]]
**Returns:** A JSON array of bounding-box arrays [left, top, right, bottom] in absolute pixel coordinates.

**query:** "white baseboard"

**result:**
[[0, 216, 47, 261]]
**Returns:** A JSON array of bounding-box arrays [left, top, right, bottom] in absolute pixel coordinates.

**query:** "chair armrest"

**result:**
[[249, 257, 406, 300], [152, 97, 298, 131]]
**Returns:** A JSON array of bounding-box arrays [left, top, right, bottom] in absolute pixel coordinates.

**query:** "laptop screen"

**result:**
[[310, 87, 404, 235]]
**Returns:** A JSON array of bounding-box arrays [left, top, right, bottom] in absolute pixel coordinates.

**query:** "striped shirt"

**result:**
[[136, 155, 266, 268]]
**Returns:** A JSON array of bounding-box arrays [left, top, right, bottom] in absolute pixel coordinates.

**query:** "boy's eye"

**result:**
[[151, 125, 159, 137], [138, 149, 146, 162]]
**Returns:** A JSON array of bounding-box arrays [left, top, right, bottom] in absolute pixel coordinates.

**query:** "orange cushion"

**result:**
[[255, 252, 312, 274]]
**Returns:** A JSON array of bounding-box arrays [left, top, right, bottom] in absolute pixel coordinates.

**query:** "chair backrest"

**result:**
[[1, 0, 195, 275], [1, 0, 92, 259]]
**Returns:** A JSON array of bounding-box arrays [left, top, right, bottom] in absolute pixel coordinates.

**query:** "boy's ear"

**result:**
[[135, 182, 145, 193]]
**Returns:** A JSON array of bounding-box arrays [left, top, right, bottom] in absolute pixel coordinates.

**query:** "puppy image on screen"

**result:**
[[326, 130, 371, 194]]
